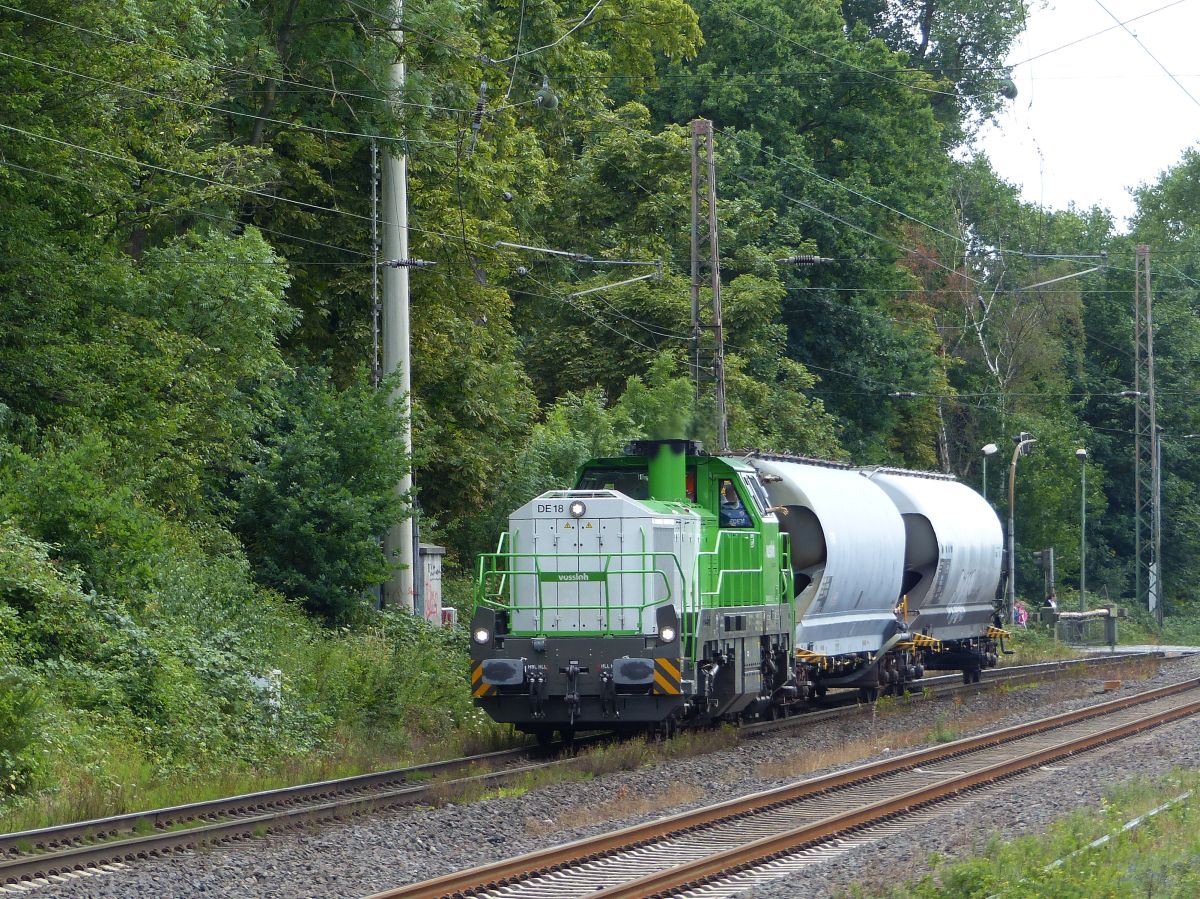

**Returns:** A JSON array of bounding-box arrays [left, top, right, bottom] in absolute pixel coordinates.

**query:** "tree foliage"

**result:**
[[5, 0, 1200, 807]]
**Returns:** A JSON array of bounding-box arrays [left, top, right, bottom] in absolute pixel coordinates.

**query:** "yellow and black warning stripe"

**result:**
[[986, 625, 1011, 639], [909, 632, 944, 651], [651, 657, 682, 695], [470, 660, 496, 699]]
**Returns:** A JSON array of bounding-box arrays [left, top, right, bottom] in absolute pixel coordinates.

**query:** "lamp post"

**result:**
[[981, 443, 998, 500], [1007, 432, 1037, 625], [1076, 447, 1087, 612]]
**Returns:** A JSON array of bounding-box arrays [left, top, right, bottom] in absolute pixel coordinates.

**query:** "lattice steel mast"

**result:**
[[690, 119, 727, 453], [1133, 244, 1162, 623]]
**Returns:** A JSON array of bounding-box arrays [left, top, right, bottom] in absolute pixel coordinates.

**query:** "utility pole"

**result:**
[[1007, 432, 1036, 624], [1133, 245, 1161, 624], [1076, 447, 1087, 612], [690, 119, 727, 453], [370, 139, 381, 388], [382, 0, 415, 610]]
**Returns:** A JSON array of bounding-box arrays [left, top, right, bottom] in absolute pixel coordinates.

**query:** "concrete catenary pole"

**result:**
[[1076, 447, 1087, 612], [382, 0, 415, 610]]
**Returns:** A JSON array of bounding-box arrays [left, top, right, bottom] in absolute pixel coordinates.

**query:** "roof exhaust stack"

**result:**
[[625, 439, 698, 503]]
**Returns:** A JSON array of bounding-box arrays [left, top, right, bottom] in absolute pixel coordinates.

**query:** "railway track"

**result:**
[[742, 650, 1154, 736], [0, 739, 598, 891], [0, 651, 1165, 891], [373, 676, 1200, 899]]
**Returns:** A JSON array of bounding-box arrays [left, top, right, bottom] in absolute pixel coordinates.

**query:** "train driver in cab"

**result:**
[[718, 480, 752, 528]]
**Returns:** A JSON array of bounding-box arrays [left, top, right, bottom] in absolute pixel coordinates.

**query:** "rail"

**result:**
[[0, 653, 1164, 891], [372, 672, 1199, 899]]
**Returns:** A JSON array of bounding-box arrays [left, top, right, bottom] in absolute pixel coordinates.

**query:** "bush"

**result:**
[[235, 367, 408, 624], [0, 668, 44, 795], [0, 433, 498, 820]]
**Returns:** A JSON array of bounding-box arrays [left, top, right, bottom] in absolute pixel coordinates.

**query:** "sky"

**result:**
[[978, 0, 1200, 229]]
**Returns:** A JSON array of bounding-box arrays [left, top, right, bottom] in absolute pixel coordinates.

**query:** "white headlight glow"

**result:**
[[659, 625, 677, 643], [473, 627, 491, 645]]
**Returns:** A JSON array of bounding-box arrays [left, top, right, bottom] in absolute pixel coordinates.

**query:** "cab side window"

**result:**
[[577, 467, 649, 499], [717, 479, 752, 528]]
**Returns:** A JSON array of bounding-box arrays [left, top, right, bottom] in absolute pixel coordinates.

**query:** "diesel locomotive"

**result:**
[[468, 439, 1007, 742]]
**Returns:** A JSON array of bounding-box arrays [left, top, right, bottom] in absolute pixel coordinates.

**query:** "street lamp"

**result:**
[[1076, 447, 1087, 612], [981, 443, 998, 500], [1007, 432, 1037, 625]]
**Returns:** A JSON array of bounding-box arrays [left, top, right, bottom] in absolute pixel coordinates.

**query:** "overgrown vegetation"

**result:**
[[3, 0, 1200, 828]]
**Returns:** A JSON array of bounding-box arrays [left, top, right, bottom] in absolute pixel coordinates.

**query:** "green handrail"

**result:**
[[697, 529, 764, 607], [477, 548, 689, 635], [477, 526, 774, 649]]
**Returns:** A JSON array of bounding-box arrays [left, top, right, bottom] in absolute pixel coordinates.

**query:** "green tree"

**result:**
[[841, 0, 1028, 139], [235, 368, 409, 623]]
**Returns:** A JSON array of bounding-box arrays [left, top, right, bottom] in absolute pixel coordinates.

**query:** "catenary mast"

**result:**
[[382, 0, 415, 609]]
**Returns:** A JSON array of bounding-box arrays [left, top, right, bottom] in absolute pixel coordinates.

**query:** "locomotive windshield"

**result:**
[[739, 473, 771, 513], [576, 466, 650, 499]]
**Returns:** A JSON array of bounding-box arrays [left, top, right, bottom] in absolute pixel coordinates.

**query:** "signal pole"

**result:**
[[690, 119, 727, 453], [382, 0, 415, 610]]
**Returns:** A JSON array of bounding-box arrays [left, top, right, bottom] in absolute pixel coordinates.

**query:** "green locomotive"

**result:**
[[469, 438, 1004, 742]]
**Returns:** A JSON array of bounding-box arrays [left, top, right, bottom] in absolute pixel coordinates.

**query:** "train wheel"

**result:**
[[534, 728, 554, 749], [859, 686, 880, 703], [559, 726, 576, 745]]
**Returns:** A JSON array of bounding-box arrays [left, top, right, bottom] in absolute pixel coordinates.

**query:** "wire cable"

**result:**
[[1009, 0, 1189, 69], [0, 121, 504, 254], [0, 49, 457, 147], [1092, 0, 1200, 110], [717, 127, 967, 248], [488, 0, 606, 64], [0, 157, 370, 258], [515, 272, 670, 357]]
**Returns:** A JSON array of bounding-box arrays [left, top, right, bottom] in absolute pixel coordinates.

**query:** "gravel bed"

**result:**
[[37, 652, 1200, 899]]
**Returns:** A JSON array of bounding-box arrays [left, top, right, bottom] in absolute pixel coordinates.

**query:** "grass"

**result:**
[[752, 660, 1166, 785], [0, 722, 525, 835], [1001, 625, 1085, 664], [524, 781, 705, 836], [751, 709, 994, 782], [0, 717, 735, 835], [928, 712, 958, 743], [852, 770, 1200, 898], [425, 726, 738, 808], [997, 679, 1040, 694]]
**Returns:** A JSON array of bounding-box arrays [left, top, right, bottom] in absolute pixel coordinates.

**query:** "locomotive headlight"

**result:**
[[473, 626, 492, 645], [569, 500, 587, 518], [658, 624, 677, 643]]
